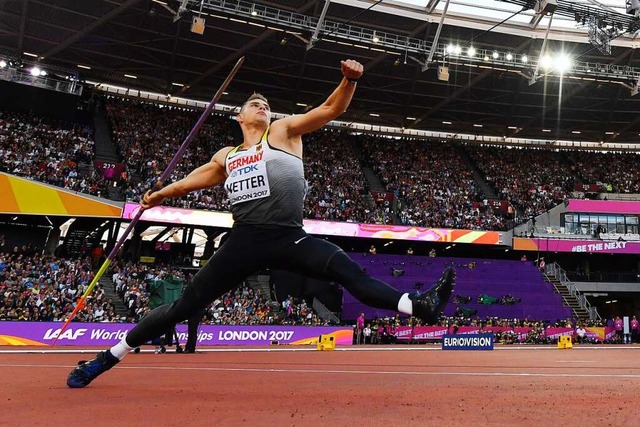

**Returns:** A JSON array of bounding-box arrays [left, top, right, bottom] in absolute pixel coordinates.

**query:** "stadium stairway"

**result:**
[[361, 166, 386, 194], [98, 275, 130, 319], [545, 276, 590, 321], [558, 151, 583, 186], [246, 274, 280, 311], [455, 144, 499, 200], [92, 108, 120, 165], [92, 107, 124, 201]]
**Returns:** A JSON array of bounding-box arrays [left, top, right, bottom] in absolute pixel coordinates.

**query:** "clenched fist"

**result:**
[[341, 59, 364, 81], [140, 190, 166, 210]]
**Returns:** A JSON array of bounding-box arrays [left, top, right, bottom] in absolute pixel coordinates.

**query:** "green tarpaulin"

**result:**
[[148, 276, 185, 308]]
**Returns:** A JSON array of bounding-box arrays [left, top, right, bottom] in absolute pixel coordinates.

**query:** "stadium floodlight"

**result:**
[[467, 46, 476, 57], [522, 55, 528, 63], [492, 51, 499, 59], [0, 60, 6, 68], [555, 54, 573, 74], [30, 66, 41, 76], [539, 55, 553, 70]]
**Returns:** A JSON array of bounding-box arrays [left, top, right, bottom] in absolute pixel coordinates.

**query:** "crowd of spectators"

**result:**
[[5, 97, 640, 232], [360, 136, 508, 230], [0, 109, 108, 197], [466, 145, 575, 220], [0, 249, 118, 322], [109, 261, 324, 326], [302, 130, 380, 223], [0, 246, 324, 326], [104, 97, 233, 210], [569, 151, 640, 194]]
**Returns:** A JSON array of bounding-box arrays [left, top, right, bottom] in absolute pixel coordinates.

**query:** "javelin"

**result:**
[[52, 57, 245, 345]]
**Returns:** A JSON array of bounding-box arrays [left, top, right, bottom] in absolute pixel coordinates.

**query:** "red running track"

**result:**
[[0, 346, 639, 427]]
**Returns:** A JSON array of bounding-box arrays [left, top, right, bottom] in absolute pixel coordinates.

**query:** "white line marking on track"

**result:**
[[0, 345, 638, 355], [1, 363, 640, 379]]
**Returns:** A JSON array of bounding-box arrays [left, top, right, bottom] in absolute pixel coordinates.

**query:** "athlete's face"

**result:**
[[239, 99, 271, 127]]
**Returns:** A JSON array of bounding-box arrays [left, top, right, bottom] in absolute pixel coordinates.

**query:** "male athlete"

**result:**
[[67, 59, 455, 388]]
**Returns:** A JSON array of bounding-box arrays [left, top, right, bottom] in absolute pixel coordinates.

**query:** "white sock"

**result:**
[[109, 337, 134, 360], [397, 293, 413, 315]]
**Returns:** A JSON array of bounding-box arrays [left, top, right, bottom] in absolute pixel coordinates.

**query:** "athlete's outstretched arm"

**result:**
[[141, 147, 231, 209], [281, 60, 363, 138]]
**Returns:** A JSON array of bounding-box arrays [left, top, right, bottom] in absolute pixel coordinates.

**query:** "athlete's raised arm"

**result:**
[[278, 60, 363, 139], [141, 146, 232, 209]]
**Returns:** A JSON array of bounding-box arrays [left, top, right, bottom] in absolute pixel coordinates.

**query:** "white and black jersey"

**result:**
[[224, 128, 308, 228]]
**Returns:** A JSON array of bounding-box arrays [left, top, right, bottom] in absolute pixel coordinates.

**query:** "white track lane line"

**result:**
[[0, 345, 639, 355], [1, 363, 640, 379]]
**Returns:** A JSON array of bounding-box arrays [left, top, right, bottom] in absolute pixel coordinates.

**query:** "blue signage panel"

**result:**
[[441, 334, 494, 351]]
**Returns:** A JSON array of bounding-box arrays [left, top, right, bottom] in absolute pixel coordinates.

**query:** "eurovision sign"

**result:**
[[395, 326, 617, 342], [0, 322, 353, 347], [441, 334, 494, 351]]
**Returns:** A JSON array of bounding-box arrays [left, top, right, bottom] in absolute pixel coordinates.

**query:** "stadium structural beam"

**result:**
[[601, 50, 637, 139], [150, 227, 174, 243], [426, 0, 441, 14], [529, 14, 554, 85], [169, 20, 182, 91], [180, 0, 317, 95], [519, 47, 633, 135], [499, 0, 640, 32], [42, 0, 145, 60], [424, 0, 451, 71], [307, 0, 331, 51], [585, 0, 617, 14], [16, 0, 29, 56], [409, 39, 532, 129]]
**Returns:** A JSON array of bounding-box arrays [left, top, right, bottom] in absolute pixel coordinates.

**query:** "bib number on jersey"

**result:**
[[225, 160, 271, 205]]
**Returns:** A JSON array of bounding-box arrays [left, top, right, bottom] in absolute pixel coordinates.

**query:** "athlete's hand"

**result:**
[[341, 59, 363, 81], [140, 190, 165, 210]]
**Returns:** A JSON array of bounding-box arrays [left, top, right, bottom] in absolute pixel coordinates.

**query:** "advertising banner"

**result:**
[[0, 172, 122, 217], [123, 203, 504, 244], [0, 322, 353, 347], [513, 237, 640, 255], [395, 326, 616, 343], [584, 327, 617, 341], [566, 199, 640, 215], [543, 327, 574, 339]]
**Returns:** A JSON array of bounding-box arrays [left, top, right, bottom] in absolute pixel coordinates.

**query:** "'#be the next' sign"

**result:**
[[441, 334, 494, 351]]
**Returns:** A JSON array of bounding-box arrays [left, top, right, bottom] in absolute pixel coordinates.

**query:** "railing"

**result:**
[[545, 262, 601, 321], [528, 226, 640, 242], [0, 67, 83, 96], [312, 297, 340, 325], [566, 270, 640, 283], [202, 0, 640, 83]]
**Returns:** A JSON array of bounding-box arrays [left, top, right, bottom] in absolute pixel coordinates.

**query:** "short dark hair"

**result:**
[[240, 92, 269, 114]]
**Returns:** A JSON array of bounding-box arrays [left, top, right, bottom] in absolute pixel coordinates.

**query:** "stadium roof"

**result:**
[[2, 0, 640, 145]]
